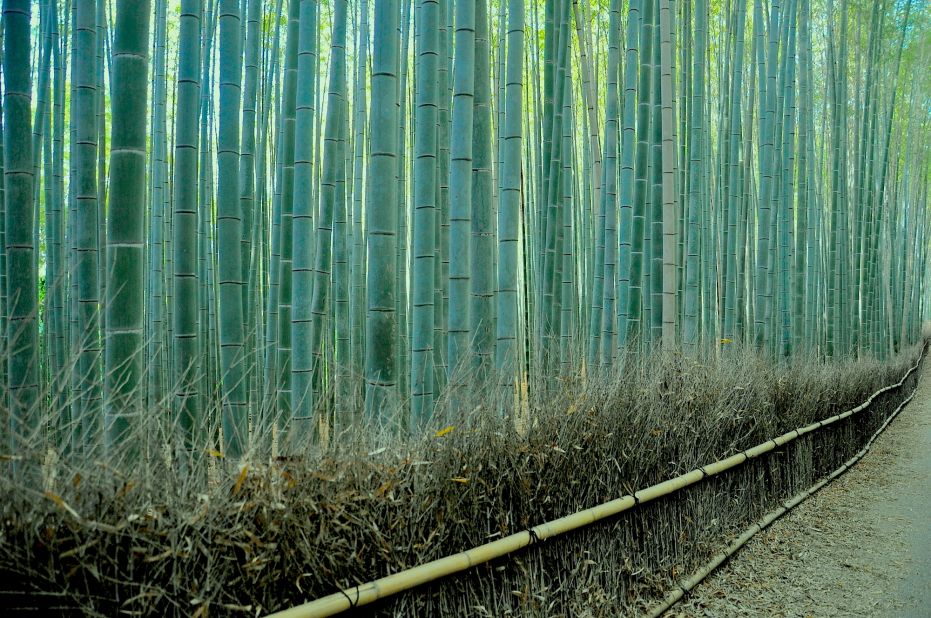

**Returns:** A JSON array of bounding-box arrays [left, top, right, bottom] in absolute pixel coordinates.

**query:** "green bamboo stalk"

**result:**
[[350, 0, 369, 393], [594, 0, 620, 366], [412, 0, 440, 424], [658, 0, 677, 350], [0, 30, 7, 422], [615, 0, 640, 354], [48, 0, 68, 423], [305, 0, 348, 422], [447, 0, 475, 391], [72, 0, 101, 451], [628, 0, 655, 346], [541, 0, 569, 367], [558, 70, 575, 373], [397, 0, 412, 411], [433, 0, 451, 398], [217, 0, 247, 455], [332, 80, 351, 420], [274, 0, 301, 426], [647, 0, 663, 347], [3, 0, 40, 463], [365, 0, 401, 421], [828, 0, 850, 357], [495, 0, 524, 391], [197, 0, 219, 419], [777, 0, 797, 358], [470, 0, 495, 375], [171, 0, 203, 454], [239, 0, 260, 383], [261, 0, 287, 411], [291, 0, 319, 427], [95, 0, 107, 340], [105, 0, 151, 452], [753, 0, 780, 352], [146, 0, 168, 412], [723, 0, 747, 343], [682, 0, 705, 352], [33, 0, 51, 410]]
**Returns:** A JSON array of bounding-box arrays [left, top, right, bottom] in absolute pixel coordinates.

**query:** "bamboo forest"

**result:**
[[1, 0, 931, 615]]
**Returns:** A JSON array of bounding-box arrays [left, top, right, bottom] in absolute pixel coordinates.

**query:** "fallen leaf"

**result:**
[[45, 492, 81, 520], [233, 466, 249, 496], [434, 425, 455, 438]]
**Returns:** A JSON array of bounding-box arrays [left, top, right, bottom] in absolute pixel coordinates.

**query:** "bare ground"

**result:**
[[666, 366, 931, 618]]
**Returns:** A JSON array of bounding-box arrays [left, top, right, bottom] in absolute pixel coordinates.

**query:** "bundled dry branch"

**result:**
[[0, 344, 923, 616]]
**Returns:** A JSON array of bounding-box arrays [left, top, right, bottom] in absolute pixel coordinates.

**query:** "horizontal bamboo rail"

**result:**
[[266, 348, 925, 618], [646, 360, 923, 617]]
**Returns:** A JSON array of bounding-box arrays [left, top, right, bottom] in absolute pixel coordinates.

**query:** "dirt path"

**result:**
[[668, 367, 931, 618]]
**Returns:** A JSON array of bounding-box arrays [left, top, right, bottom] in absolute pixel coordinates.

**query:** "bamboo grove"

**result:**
[[1, 0, 929, 460]]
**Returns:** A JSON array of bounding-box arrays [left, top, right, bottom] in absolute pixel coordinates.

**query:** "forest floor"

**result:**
[[665, 366, 931, 618]]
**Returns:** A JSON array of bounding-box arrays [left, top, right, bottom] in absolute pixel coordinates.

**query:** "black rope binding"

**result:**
[[339, 585, 360, 608], [527, 528, 541, 545]]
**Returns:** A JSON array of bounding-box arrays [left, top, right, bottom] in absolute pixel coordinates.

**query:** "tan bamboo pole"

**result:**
[[265, 346, 925, 618], [647, 362, 923, 618]]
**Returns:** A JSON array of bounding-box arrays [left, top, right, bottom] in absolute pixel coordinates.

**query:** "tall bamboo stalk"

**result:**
[[3, 0, 40, 463], [365, 0, 401, 421], [105, 0, 151, 451]]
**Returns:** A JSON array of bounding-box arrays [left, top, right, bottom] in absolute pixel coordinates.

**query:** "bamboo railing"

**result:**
[[266, 347, 925, 618]]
